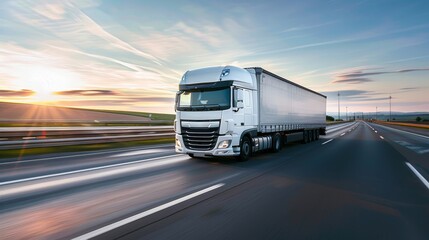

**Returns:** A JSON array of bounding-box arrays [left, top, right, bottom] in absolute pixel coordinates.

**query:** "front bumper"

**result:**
[[175, 134, 240, 157]]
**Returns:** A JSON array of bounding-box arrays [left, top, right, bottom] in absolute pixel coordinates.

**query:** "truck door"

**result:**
[[243, 89, 253, 125]]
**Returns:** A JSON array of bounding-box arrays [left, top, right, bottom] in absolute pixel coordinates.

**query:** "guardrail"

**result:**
[[0, 126, 175, 150]]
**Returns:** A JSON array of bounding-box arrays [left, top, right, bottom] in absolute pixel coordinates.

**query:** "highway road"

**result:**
[[0, 121, 428, 239]]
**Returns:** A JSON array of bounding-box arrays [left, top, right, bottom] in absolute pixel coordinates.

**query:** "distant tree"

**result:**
[[416, 116, 422, 122], [326, 115, 334, 121]]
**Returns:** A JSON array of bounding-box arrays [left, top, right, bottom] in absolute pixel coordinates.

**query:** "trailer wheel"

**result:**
[[271, 133, 282, 153], [303, 130, 309, 144], [237, 136, 252, 161], [315, 130, 320, 140]]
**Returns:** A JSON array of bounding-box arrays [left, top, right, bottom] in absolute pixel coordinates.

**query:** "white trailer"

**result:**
[[175, 66, 326, 161]]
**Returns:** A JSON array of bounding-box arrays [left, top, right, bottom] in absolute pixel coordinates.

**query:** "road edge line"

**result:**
[[405, 162, 429, 190], [72, 183, 225, 240]]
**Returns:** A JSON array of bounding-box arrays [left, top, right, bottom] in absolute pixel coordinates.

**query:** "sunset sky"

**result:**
[[0, 0, 428, 114]]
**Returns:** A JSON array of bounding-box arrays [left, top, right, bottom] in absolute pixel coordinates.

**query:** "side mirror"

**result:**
[[236, 89, 244, 102], [233, 88, 244, 112]]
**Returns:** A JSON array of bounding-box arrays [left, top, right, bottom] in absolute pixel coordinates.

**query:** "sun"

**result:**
[[13, 65, 82, 102]]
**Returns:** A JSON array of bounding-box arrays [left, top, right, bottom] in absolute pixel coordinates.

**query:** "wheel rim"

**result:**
[[275, 137, 280, 150], [243, 142, 250, 156]]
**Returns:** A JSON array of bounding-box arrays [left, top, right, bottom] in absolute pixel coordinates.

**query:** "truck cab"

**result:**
[[175, 66, 257, 160]]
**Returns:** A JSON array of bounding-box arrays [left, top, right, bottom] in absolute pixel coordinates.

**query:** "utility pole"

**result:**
[[338, 92, 340, 121], [389, 95, 392, 122], [346, 106, 348, 121], [375, 106, 378, 121]]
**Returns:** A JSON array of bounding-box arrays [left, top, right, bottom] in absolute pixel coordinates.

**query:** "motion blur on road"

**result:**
[[1, 121, 428, 240]]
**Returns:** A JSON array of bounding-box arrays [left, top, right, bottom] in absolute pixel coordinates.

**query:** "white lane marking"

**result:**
[[0, 154, 178, 186], [72, 183, 225, 240], [380, 136, 384, 139], [0, 144, 173, 166], [322, 139, 333, 145], [326, 122, 358, 133], [418, 149, 429, 154], [340, 133, 345, 136], [375, 130, 378, 133], [0, 156, 189, 197], [394, 141, 429, 155], [111, 149, 164, 157], [405, 162, 429, 190], [374, 124, 429, 140]]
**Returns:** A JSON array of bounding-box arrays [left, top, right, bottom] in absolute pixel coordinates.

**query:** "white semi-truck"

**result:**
[[174, 66, 326, 161]]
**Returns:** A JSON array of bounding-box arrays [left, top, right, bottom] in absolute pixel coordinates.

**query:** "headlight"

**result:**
[[217, 140, 231, 149], [175, 138, 182, 148]]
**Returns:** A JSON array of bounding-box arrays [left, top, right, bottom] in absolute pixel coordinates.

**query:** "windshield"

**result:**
[[177, 88, 231, 111]]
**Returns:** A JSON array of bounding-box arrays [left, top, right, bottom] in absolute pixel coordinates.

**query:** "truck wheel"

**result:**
[[303, 130, 309, 144], [315, 130, 320, 140], [271, 133, 282, 152], [237, 136, 252, 161]]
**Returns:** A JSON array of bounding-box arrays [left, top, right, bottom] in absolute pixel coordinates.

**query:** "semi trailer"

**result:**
[[174, 66, 326, 161]]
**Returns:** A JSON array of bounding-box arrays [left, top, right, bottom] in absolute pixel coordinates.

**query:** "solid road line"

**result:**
[[405, 162, 429, 190], [0, 144, 173, 166], [322, 139, 333, 145], [72, 183, 225, 240], [0, 154, 178, 186]]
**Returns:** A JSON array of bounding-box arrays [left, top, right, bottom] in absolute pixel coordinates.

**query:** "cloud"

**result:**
[[129, 97, 174, 103], [321, 90, 370, 98], [0, 89, 35, 96], [54, 90, 118, 96], [338, 68, 429, 78], [332, 78, 373, 84], [333, 67, 429, 85], [400, 87, 420, 90]]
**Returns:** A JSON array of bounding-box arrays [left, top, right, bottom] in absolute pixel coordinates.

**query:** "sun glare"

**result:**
[[13, 65, 82, 102]]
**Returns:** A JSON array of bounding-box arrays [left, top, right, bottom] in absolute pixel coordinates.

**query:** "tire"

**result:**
[[316, 130, 320, 140], [303, 130, 309, 144], [271, 133, 282, 153], [236, 136, 252, 161]]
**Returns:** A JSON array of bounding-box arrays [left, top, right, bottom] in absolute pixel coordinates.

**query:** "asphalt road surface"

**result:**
[[0, 121, 428, 240]]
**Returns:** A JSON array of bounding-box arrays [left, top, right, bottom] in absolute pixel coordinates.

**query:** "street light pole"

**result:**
[[376, 106, 378, 121], [346, 106, 348, 121], [389, 95, 392, 121], [338, 92, 340, 121]]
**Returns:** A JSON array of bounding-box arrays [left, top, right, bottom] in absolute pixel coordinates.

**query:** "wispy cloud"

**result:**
[[332, 78, 373, 84], [338, 68, 429, 78], [332, 67, 429, 85], [0, 89, 34, 97], [55, 90, 118, 96], [281, 21, 337, 33]]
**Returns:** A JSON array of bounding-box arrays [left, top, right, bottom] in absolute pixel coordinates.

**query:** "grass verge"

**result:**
[[0, 138, 174, 159]]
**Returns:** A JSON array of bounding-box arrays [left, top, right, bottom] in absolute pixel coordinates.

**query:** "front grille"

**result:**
[[182, 126, 219, 151]]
